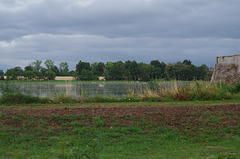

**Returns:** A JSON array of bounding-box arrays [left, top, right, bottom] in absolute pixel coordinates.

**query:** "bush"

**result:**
[[53, 93, 74, 104], [0, 93, 49, 105], [0, 81, 21, 95], [234, 82, 240, 93]]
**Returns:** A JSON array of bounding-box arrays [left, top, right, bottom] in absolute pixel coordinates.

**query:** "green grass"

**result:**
[[0, 112, 239, 159]]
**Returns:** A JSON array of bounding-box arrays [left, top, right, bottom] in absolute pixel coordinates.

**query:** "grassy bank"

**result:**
[[1, 81, 240, 105]]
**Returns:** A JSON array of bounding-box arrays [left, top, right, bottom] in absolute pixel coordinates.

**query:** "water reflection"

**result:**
[[0, 81, 196, 98]]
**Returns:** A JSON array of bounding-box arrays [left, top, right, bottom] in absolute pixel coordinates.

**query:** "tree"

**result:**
[[91, 62, 105, 76], [6, 67, 24, 80], [59, 62, 69, 76], [24, 65, 35, 80], [76, 61, 91, 75], [0, 70, 4, 80], [138, 63, 154, 81], [78, 69, 94, 80], [150, 60, 166, 79], [107, 61, 125, 80], [45, 70, 56, 80], [124, 60, 140, 80], [24, 65, 34, 72], [52, 66, 60, 76], [44, 59, 54, 70], [24, 71, 36, 80], [183, 59, 192, 65], [31, 60, 42, 72], [197, 64, 210, 80]]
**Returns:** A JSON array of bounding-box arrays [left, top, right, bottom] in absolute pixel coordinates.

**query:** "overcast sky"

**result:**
[[0, 0, 240, 71]]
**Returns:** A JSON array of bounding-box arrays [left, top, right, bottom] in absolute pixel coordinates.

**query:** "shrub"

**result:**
[[53, 93, 74, 104], [0, 93, 49, 105], [0, 81, 21, 95]]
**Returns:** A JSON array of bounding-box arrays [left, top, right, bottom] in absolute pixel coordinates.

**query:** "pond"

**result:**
[[0, 81, 193, 98]]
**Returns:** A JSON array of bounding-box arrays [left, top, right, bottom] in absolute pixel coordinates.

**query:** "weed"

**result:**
[[93, 117, 107, 128]]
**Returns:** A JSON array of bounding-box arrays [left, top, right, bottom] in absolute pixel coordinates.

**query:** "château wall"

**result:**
[[211, 55, 240, 85]]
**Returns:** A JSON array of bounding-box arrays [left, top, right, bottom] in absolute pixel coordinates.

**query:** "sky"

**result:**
[[0, 0, 240, 72]]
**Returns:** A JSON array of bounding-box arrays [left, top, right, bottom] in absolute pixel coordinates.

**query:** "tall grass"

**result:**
[[1, 81, 239, 105], [126, 81, 236, 102]]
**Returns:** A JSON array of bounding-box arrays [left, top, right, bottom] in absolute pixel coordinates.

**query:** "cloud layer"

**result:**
[[0, 0, 240, 71]]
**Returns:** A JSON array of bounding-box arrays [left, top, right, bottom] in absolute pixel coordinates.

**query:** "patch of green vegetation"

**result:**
[[0, 113, 239, 159], [1, 81, 240, 105]]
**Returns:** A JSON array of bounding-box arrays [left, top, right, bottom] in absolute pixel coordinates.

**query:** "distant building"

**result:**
[[211, 55, 240, 85], [55, 76, 76, 81], [98, 76, 106, 81]]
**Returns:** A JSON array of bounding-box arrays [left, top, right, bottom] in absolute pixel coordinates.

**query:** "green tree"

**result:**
[[183, 59, 192, 65], [6, 67, 24, 80], [24, 65, 34, 71], [91, 62, 105, 76], [197, 64, 210, 80], [138, 63, 154, 81], [52, 66, 60, 76], [0, 70, 4, 80], [59, 62, 69, 76], [125, 60, 140, 80], [76, 61, 91, 75], [78, 69, 94, 80], [31, 60, 42, 72], [150, 60, 166, 79], [24, 65, 36, 80], [44, 59, 54, 70], [24, 71, 36, 80], [45, 70, 56, 80], [107, 61, 125, 80]]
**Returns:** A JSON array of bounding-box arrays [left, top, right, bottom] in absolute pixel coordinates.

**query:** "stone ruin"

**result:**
[[211, 55, 240, 85]]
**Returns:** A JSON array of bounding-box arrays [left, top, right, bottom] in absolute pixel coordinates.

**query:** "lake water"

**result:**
[[0, 81, 193, 98]]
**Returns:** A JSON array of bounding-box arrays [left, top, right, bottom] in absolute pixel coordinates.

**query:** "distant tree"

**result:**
[[150, 60, 166, 79], [44, 59, 54, 70], [39, 67, 47, 80], [183, 59, 192, 65], [107, 61, 125, 80], [91, 62, 105, 76], [197, 64, 210, 80], [52, 66, 60, 76], [78, 69, 95, 80], [69, 70, 77, 76], [138, 63, 154, 81], [24, 71, 36, 80], [6, 67, 24, 80], [124, 60, 140, 80], [24, 65, 36, 80], [31, 60, 42, 72], [76, 61, 91, 76], [24, 65, 34, 72], [150, 60, 161, 68], [45, 70, 56, 80], [0, 70, 4, 80], [103, 62, 114, 80], [59, 62, 69, 76]]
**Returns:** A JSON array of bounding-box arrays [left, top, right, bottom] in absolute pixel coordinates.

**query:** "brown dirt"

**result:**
[[1, 104, 240, 132], [0, 104, 240, 134]]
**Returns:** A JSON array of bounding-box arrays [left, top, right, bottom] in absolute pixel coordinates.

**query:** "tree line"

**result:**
[[0, 59, 212, 81]]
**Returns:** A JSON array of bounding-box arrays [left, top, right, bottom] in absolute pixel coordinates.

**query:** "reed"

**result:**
[[125, 81, 234, 102], [1, 81, 238, 105]]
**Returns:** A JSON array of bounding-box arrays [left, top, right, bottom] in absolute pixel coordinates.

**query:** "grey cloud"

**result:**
[[1, 33, 240, 71], [2, 0, 240, 39], [0, 0, 240, 71]]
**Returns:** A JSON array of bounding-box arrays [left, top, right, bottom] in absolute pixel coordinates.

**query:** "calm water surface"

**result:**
[[0, 81, 193, 98]]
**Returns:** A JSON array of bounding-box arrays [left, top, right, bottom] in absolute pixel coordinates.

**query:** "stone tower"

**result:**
[[211, 55, 240, 85]]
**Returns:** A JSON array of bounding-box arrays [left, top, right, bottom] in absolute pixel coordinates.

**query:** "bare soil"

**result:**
[[1, 104, 239, 132]]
